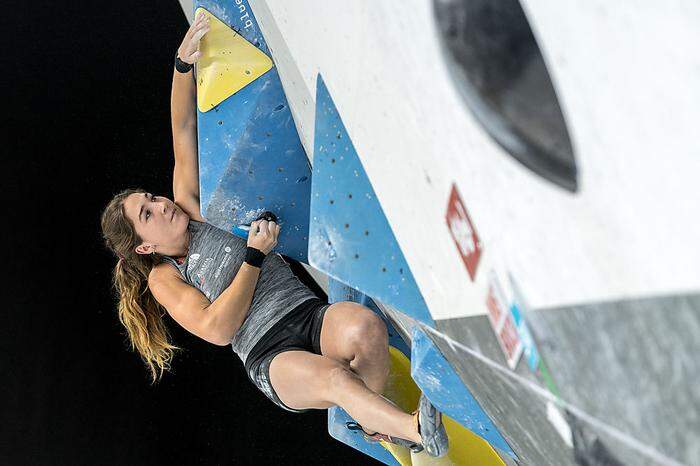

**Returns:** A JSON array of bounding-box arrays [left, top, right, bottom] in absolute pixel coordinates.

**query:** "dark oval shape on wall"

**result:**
[[434, 0, 578, 192]]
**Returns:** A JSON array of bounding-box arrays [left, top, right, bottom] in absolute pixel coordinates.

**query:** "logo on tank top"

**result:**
[[199, 257, 214, 276], [188, 253, 201, 268], [215, 247, 233, 279], [192, 255, 213, 289]]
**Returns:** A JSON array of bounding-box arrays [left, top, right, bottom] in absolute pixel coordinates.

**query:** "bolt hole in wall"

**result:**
[[433, 0, 578, 192]]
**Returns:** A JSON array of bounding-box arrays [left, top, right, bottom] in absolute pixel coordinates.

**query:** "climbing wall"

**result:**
[[246, 1, 700, 465], [195, 0, 312, 261], [180, 0, 700, 464]]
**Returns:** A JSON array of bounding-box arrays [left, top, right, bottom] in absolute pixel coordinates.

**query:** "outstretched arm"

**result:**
[[171, 13, 209, 222]]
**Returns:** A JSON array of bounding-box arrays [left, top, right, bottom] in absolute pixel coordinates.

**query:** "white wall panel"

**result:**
[[250, 0, 700, 318]]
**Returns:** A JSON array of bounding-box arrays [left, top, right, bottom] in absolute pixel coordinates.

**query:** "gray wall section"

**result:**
[[525, 293, 700, 465], [435, 315, 575, 466], [387, 306, 576, 466], [393, 292, 700, 465]]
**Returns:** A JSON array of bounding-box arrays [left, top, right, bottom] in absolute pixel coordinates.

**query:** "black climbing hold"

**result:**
[[433, 0, 577, 192], [255, 211, 278, 223]]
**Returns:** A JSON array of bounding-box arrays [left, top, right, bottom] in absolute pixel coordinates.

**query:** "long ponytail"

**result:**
[[101, 188, 180, 383]]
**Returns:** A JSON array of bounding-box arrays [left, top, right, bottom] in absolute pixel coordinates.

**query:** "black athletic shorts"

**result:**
[[244, 297, 331, 413]]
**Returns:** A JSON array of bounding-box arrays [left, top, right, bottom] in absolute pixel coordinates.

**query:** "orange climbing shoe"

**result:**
[[345, 421, 424, 453]]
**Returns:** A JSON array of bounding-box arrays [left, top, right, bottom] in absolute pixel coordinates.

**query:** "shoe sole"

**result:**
[[419, 395, 449, 458]]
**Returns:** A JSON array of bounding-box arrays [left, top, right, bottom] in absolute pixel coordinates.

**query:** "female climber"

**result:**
[[100, 12, 447, 457]]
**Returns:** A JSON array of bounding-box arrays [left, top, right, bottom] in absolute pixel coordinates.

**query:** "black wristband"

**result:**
[[245, 247, 266, 268], [175, 52, 193, 73]]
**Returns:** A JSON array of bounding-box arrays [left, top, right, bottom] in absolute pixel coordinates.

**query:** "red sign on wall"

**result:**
[[486, 273, 523, 369], [446, 184, 482, 281]]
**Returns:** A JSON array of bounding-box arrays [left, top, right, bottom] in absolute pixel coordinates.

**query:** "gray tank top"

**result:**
[[162, 220, 317, 364]]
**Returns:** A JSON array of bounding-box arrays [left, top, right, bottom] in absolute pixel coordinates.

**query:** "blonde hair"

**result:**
[[100, 188, 180, 383]]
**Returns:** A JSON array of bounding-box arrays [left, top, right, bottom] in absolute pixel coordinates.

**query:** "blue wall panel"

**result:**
[[310, 75, 434, 326], [327, 407, 400, 466], [326, 278, 406, 466], [411, 327, 516, 458], [195, 0, 311, 261]]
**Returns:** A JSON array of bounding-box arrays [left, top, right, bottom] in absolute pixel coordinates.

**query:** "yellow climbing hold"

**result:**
[[195, 7, 273, 112], [381, 346, 507, 466]]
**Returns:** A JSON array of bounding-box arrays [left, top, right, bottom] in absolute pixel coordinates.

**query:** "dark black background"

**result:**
[[2, 1, 372, 464]]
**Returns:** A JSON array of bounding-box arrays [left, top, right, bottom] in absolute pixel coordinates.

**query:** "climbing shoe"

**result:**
[[345, 421, 424, 453], [415, 393, 449, 457]]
